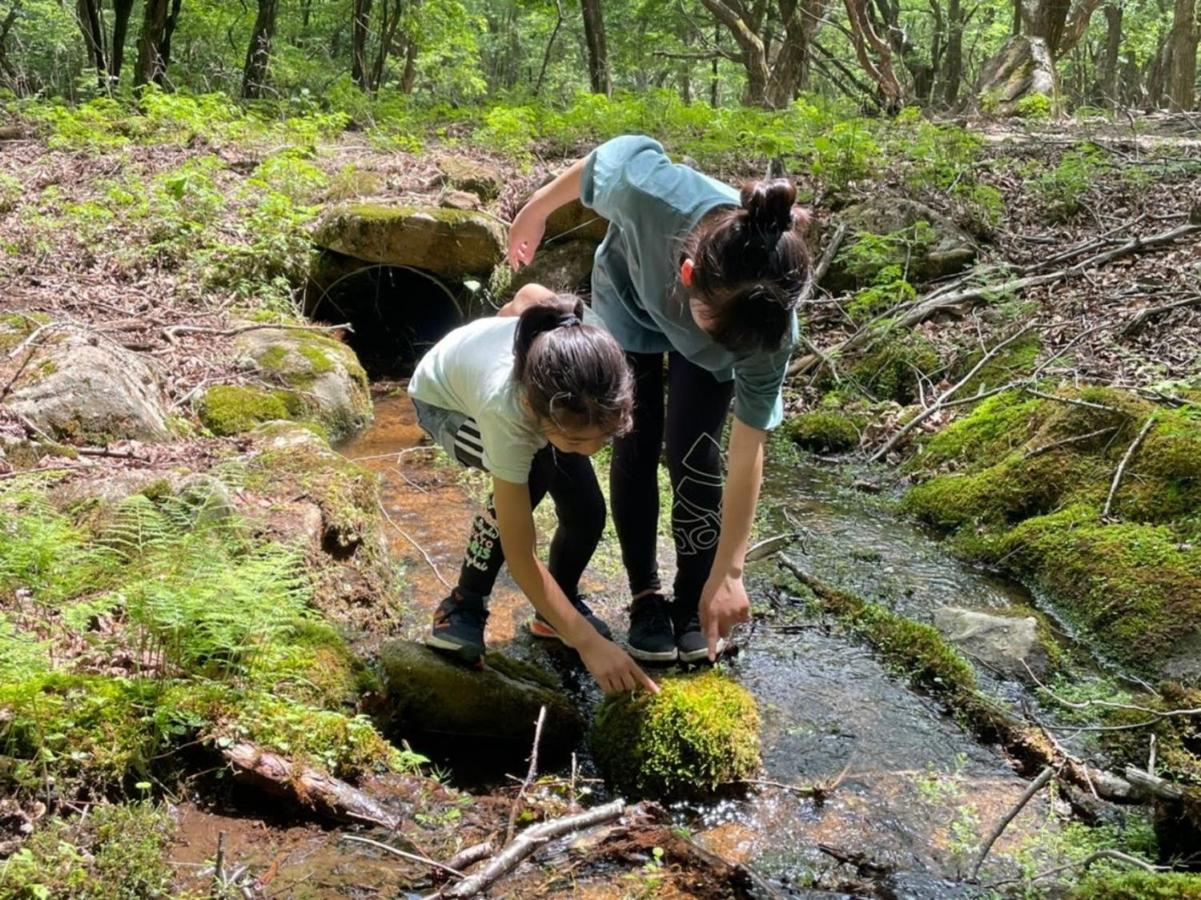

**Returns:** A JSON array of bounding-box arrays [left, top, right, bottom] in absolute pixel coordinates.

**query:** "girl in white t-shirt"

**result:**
[[409, 284, 657, 695]]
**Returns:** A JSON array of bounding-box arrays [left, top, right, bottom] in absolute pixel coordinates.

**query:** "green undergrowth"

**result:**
[[0, 474, 415, 802], [590, 670, 761, 800], [783, 410, 863, 453], [1070, 871, 1201, 898], [0, 801, 175, 899], [903, 387, 1201, 672]]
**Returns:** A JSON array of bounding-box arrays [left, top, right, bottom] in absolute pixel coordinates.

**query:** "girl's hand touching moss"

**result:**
[[577, 632, 660, 695]]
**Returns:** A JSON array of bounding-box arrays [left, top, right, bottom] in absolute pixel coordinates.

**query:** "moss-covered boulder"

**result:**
[[852, 331, 942, 404], [904, 388, 1201, 678], [509, 239, 596, 297], [784, 410, 861, 453], [3, 327, 170, 443], [378, 641, 583, 758], [824, 198, 978, 292], [542, 197, 610, 245], [198, 384, 298, 436], [234, 328, 371, 440], [313, 203, 504, 281], [590, 671, 761, 800], [436, 154, 504, 202]]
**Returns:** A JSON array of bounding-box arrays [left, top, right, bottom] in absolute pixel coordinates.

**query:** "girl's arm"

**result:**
[[492, 478, 658, 694], [507, 158, 586, 270], [698, 416, 764, 660]]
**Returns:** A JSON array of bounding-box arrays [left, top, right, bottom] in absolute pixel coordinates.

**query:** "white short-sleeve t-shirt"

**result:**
[[408, 317, 547, 484]]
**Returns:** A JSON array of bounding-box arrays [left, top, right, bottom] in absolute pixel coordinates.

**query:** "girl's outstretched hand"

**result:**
[[700, 572, 751, 661], [577, 634, 660, 695], [507, 203, 547, 270]]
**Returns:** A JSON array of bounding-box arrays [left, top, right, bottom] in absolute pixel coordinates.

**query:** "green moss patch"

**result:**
[[903, 388, 1201, 673], [784, 411, 861, 453], [852, 332, 942, 404], [590, 671, 761, 800], [1070, 871, 1201, 899], [198, 384, 298, 436]]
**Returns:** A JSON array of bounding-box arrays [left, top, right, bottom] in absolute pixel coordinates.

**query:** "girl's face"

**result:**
[[542, 423, 610, 457]]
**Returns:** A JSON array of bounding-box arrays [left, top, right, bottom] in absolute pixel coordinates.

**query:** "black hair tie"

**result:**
[[556, 313, 582, 328]]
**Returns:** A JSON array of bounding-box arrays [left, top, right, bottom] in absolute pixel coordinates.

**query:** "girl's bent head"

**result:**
[[683, 178, 812, 354], [513, 294, 634, 455]]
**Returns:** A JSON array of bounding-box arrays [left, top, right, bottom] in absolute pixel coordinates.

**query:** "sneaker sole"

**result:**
[[426, 634, 484, 662], [628, 645, 680, 662], [678, 639, 726, 664], [528, 619, 570, 644]]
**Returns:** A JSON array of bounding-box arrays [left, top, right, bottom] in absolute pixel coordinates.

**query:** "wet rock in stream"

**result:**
[[932, 606, 1053, 680]]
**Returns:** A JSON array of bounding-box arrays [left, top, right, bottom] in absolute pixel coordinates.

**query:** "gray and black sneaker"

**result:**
[[529, 594, 614, 644], [427, 589, 488, 664], [674, 607, 727, 664], [627, 593, 678, 662]]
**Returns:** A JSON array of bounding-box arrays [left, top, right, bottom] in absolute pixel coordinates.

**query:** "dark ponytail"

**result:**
[[513, 294, 634, 437], [684, 178, 812, 354]]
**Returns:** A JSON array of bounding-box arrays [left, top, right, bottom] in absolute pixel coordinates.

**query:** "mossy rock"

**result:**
[[436, 154, 504, 202], [783, 410, 861, 453], [234, 328, 372, 440], [378, 641, 583, 759], [852, 332, 942, 404], [590, 671, 761, 800], [508, 239, 596, 297], [198, 384, 298, 436], [313, 203, 505, 281], [246, 619, 378, 707]]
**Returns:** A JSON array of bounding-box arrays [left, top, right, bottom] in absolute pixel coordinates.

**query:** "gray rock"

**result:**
[[178, 474, 235, 525], [824, 198, 978, 291], [379, 641, 583, 756], [234, 328, 372, 440], [932, 606, 1051, 679], [971, 36, 1057, 118], [435, 155, 504, 202], [543, 198, 610, 245], [1160, 632, 1201, 686], [511, 239, 597, 296], [5, 328, 170, 443], [313, 204, 504, 281]]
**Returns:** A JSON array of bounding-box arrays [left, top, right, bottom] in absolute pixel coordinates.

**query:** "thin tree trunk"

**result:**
[[241, 0, 278, 99], [134, 0, 173, 87], [711, 21, 721, 105], [942, 0, 965, 105], [700, 0, 772, 106], [77, 0, 107, 85], [0, 2, 21, 88], [109, 0, 135, 80], [1169, 0, 1198, 110], [1097, 3, 1122, 104], [580, 0, 610, 94], [352, 0, 373, 89], [534, 0, 565, 96]]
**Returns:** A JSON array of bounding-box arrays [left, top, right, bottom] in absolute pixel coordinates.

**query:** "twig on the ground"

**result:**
[[1024, 426, 1118, 458], [442, 841, 495, 874], [377, 500, 452, 590], [505, 705, 547, 844], [970, 765, 1055, 880], [161, 321, 352, 345], [1102, 415, 1156, 518], [1121, 293, 1201, 336], [342, 835, 466, 879], [439, 799, 626, 899], [801, 223, 848, 306], [747, 532, 806, 562], [985, 848, 1163, 890], [1021, 388, 1117, 412], [869, 324, 1037, 461]]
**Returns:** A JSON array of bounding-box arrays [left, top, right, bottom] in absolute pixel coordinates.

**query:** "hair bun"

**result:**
[[740, 179, 797, 234]]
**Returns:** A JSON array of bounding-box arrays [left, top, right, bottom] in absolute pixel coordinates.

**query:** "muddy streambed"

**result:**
[[326, 391, 1108, 895]]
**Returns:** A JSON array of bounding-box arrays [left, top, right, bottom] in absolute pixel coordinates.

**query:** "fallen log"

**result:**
[[221, 741, 401, 830]]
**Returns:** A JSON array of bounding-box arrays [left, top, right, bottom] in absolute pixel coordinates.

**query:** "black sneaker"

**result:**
[[627, 593, 678, 662], [529, 594, 614, 644], [674, 606, 727, 664], [427, 589, 488, 663]]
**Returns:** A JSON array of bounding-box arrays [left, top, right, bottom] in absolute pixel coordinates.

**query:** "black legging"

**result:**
[[456, 445, 606, 603], [610, 351, 735, 615]]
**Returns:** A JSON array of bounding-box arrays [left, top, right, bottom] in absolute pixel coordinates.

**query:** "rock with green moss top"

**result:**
[[313, 203, 505, 280], [4, 329, 170, 443], [198, 384, 298, 436], [378, 640, 583, 757], [247, 619, 378, 707], [436, 154, 504, 202], [824, 199, 978, 291], [852, 332, 942, 404], [784, 410, 861, 453], [971, 36, 1058, 118], [509, 239, 597, 296], [234, 328, 371, 440], [590, 671, 761, 800]]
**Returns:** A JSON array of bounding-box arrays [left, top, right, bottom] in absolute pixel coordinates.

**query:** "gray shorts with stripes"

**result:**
[[411, 397, 486, 471]]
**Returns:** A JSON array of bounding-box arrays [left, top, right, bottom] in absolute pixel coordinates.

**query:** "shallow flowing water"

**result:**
[[341, 393, 1076, 893]]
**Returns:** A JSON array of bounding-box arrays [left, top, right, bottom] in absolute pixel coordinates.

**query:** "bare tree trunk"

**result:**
[[1169, 0, 1198, 110], [0, 2, 21, 90], [711, 21, 721, 105], [942, 0, 965, 105], [844, 0, 905, 108], [134, 0, 173, 87], [700, 0, 772, 106], [399, 33, 418, 92], [580, 0, 610, 94], [766, 0, 819, 106], [352, 0, 374, 89], [534, 0, 565, 96], [241, 0, 278, 99], [109, 0, 135, 80], [76, 0, 107, 86], [1099, 2, 1122, 105]]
